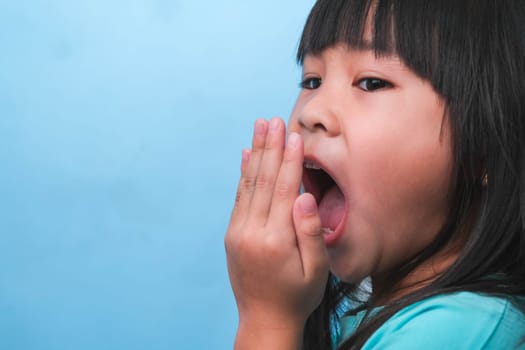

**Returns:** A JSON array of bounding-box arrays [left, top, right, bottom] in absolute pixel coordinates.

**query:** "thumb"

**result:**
[[293, 193, 329, 281]]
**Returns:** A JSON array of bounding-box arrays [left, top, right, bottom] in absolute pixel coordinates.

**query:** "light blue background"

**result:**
[[0, 1, 315, 348]]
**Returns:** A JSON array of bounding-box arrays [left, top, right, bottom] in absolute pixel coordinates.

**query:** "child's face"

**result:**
[[288, 44, 454, 284]]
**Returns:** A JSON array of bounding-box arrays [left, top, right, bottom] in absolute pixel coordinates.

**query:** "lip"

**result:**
[[323, 210, 348, 247], [302, 155, 349, 247]]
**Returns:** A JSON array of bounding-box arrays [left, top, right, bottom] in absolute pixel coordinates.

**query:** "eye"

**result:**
[[357, 78, 392, 92], [300, 77, 322, 90]]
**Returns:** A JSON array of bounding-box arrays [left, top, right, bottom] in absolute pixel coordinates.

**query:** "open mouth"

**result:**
[[302, 160, 346, 234]]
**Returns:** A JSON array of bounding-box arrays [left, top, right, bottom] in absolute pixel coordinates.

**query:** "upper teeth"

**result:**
[[304, 161, 321, 170]]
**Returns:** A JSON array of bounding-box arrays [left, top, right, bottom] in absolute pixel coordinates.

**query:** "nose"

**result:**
[[291, 87, 341, 137]]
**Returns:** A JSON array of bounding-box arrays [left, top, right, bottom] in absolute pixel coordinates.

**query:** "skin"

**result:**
[[225, 44, 455, 349]]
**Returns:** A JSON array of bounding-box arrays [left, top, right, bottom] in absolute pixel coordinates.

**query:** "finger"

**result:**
[[241, 149, 251, 174], [292, 193, 329, 282], [250, 117, 286, 220], [268, 132, 304, 227], [230, 148, 251, 222], [234, 119, 268, 217]]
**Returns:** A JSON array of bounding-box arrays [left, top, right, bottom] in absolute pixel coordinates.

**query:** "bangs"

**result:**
[[297, 0, 393, 59], [297, 0, 461, 84]]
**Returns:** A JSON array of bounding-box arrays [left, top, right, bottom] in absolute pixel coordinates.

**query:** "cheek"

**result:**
[[287, 98, 304, 134], [348, 114, 453, 242], [346, 141, 452, 275]]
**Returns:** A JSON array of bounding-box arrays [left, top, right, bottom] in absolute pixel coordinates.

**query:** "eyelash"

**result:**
[[299, 77, 321, 90], [299, 77, 393, 91], [357, 78, 393, 91]]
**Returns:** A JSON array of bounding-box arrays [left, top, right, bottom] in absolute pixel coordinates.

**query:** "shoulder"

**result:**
[[363, 292, 525, 350]]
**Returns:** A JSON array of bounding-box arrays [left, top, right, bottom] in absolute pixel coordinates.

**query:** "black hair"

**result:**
[[297, 1, 525, 349]]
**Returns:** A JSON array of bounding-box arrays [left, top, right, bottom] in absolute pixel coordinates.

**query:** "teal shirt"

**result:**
[[337, 292, 525, 349]]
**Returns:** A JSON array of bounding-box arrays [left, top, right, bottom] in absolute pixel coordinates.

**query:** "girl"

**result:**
[[225, 0, 525, 348]]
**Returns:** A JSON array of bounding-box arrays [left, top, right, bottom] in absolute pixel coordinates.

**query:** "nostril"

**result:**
[[299, 119, 328, 133], [314, 123, 327, 132]]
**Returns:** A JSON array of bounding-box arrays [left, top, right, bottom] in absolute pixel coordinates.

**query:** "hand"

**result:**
[[225, 118, 329, 349]]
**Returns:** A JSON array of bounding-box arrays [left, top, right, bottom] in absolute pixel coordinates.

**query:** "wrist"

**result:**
[[234, 317, 305, 350]]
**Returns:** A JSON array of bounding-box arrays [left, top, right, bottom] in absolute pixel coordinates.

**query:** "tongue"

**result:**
[[318, 185, 345, 231]]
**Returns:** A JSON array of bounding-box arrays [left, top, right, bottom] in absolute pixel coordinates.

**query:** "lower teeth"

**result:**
[[322, 227, 334, 235]]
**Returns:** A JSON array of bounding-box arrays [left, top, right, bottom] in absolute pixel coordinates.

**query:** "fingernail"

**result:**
[[269, 118, 280, 133], [299, 195, 317, 215], [288, 132, 300, 148], [242, 149, 250, 162], [254, 120, 267, 136]]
